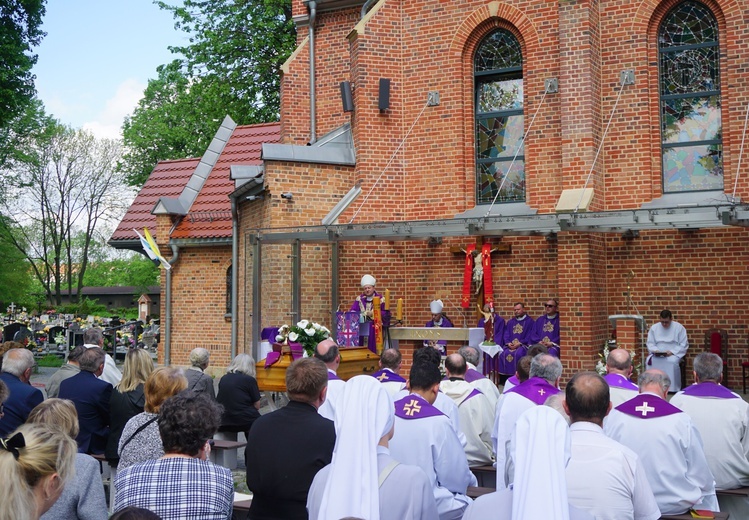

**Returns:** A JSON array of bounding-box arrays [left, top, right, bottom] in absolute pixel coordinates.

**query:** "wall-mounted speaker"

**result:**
[[378, 78, 390, 111], [340, 81, 354, 112]]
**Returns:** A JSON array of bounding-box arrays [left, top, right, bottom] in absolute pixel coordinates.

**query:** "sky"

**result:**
[[32, 1, 186, 139]]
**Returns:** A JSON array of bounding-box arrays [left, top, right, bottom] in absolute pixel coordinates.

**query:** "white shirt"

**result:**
[[462, 489, 595, 520], [566, 421, 660, 520], [307, 446, 438, 520], [440, 379, 494, 465], [318, 370, 346, 422], [389, 394, 476, 520], [83, 343, 121, 386], [604, 393, 717, 515]]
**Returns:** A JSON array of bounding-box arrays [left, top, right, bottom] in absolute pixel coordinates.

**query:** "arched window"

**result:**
[[226, 265, 232, 315], [474, 29, 524, 204], [658, 1, 722, 192]]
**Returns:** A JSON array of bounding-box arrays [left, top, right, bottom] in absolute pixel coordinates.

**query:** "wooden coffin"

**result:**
[[256, 347, 380, 392]]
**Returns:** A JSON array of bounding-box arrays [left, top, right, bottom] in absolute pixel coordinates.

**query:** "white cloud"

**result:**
[[82, 78, 146, 139]]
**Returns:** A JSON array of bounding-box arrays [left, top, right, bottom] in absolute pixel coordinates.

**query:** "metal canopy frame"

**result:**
[[246, 202, 747, 244]]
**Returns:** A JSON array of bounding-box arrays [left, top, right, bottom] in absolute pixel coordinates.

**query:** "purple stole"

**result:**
[[507, 377, 559, 405], [460, 388, 483, 406], [603, 373, 638, 391], [506, 375, 519, 387], [327, 370, 341, 381], [465, 368, 485, 383], [681, 382, 739, 399], [616, 394, 682, 418], [394, 394, 445, 419], [371, 369, 406, 384]]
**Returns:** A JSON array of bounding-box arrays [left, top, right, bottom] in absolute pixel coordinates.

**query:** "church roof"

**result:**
[[110, 121, 280, 248]]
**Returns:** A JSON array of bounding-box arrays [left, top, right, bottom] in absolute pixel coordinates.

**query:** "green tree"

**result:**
[[120, 0, 295, 186], [0, 0, 46, 130], [82, 256, 159, 293], [0, 216, 34, 307], [0, 120, 132, 305]]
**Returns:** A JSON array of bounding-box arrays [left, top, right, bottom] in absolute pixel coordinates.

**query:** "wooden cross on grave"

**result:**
[[450, 237, 511, 320]]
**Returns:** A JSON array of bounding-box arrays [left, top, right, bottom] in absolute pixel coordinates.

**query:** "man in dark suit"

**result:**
[[59, 346, 113, 454], [245, 357, 336, 520], [0, 348, 43, 436]]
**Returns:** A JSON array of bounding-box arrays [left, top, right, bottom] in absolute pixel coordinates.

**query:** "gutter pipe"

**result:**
[[308, 0, 317, 144], [230, 197, 239, 360], [164, 244, 180, 366]]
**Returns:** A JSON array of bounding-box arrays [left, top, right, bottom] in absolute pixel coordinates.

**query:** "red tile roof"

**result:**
[[171, 122, 280, 239], [110, 157, 200, 243], [110, 122, 280, 244]]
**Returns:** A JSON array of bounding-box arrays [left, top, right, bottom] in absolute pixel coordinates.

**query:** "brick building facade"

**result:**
[[116, 0, 749, 387]]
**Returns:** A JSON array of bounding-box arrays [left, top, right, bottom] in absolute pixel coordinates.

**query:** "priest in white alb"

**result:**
[[604, 369, 718, 515], [670, 352, 749, 519], [646, 309, 688, 392]]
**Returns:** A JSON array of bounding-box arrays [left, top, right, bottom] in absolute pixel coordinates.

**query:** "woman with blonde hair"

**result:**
[[216, 353, 262, 440], [107, 348, 154, 464], [118, 366, 188, 470], [27, 399, 107, 520], [0, 422, 77, 520]]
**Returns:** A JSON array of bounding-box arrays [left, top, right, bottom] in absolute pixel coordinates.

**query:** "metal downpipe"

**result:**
[[230, 197, 238, 360], [164, 244, 180, 366], [308, 0, 317, 144]]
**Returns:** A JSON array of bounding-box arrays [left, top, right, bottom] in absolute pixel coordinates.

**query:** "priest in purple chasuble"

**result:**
[[424, 300, 453, 355], [499, 302, 535, 376], [530, 298, 561, 357], [350, 274, 386, 352], [604, 370, 718, 515]]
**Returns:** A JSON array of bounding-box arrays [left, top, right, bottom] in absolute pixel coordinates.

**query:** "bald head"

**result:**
[[639, 369, 670, 398], [379, 349, 402, 371], [444, 353, 467, 377], [606, 349, 632, 376], [314, 339, 340, 369], [564, 371, 611, 425]]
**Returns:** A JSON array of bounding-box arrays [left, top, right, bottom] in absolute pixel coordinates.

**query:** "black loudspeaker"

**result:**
[[378, 78, 390, 111], [340, 81, 354, 112]]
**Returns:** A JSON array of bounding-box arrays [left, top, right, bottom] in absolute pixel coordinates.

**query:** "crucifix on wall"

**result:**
[[450, 237, 510, 319]]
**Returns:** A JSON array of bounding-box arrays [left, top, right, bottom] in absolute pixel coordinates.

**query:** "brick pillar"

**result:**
[[557, 233, 608, 380], [615, 318, 640, 351]]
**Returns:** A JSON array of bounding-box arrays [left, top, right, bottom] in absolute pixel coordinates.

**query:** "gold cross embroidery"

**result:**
[[538, 388, 546, 396], [377, 372, 388, 381], [403, 399, 421, 416]]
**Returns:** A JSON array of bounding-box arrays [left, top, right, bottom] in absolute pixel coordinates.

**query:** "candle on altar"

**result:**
[[396, 298, 403, 320], [384, 289, 390, 310]]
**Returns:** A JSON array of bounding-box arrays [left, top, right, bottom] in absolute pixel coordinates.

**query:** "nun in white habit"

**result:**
[[462, 406, 594, 520], [306, 375, 438, 520]]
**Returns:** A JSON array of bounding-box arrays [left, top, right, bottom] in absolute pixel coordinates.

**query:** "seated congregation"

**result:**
[[1, 332, 747, 519]]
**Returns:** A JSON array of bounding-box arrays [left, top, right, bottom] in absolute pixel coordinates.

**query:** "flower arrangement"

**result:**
[[54, 332, 66, 345], [276, 320, 331, 357]]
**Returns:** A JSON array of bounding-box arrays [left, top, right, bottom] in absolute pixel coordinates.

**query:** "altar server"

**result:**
[[390, 360, 476, 520], [306, 375, 437, 520], [671, 353, 749, 518], [604, 370, 718, 515], [646, 309, 688, 392]]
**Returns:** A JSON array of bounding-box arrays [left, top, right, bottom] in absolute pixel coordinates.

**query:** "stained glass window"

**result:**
[[475, 29, 524, 204], [659, 2, 722, 192]]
